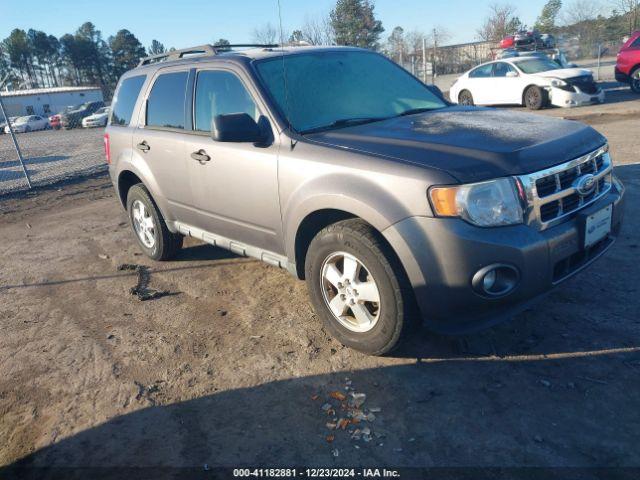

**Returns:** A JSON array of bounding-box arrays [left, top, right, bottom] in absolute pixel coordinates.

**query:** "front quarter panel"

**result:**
[[279, 135, 458, 261]]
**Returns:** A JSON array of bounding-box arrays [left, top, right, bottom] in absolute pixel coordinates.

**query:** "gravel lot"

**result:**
[[1, 92, 639, 477], [0, 128, 105, 195]]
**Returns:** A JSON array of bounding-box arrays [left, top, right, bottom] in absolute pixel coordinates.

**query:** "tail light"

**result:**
[[104, 133, 111, 164]]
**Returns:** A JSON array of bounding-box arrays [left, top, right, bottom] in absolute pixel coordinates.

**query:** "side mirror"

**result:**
[[506, 71, 518, 78], [212, 113, 264, 143]]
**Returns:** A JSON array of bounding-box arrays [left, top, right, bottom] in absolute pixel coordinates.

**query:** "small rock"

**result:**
[[567, 382, 576, 389], [408, 437, 415, 442], [540, 379, 551, 387], [26, 223, 32, 229], [350, 392, 366, 408], [98, 254, 109, 260], [107, 334, 115, 340], [534, 435, 543, 443]]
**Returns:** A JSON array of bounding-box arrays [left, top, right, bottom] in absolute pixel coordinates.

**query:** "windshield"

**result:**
[[514, 58, 562, 74], [95, 107, 108, 114], [255, 50, 446, 133]]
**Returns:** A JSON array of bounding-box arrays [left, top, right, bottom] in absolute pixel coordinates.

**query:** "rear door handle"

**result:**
[[137, 141, 150, 152], [191, 149, 211, 164]]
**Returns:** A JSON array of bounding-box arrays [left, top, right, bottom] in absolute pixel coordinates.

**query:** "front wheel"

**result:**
[[524, 85, 547, 110], [305, 219, 415, 355], [631, 67, 640, 94]]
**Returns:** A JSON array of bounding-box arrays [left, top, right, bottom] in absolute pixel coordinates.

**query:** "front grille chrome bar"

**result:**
[[516, 145, 612, 231]]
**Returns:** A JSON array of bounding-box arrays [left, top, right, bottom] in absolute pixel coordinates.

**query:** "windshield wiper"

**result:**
[[300, 116, 388, 134], [396, 107, 437, 117]]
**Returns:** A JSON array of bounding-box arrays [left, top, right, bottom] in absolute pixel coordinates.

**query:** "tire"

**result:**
[[305, 219, 415, 356], [631, 67, 640, 94], [458, 90, 474, 106], [24, 126, 31, 133], [524, 85, 547, 110], [126, 184, 183, 261]]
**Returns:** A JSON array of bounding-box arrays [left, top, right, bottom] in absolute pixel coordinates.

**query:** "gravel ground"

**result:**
[[0, 93, 639, 478], [0, 128, 105, 195]]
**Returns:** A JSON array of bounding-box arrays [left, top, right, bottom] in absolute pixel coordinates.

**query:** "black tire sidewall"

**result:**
[[126, 185, 167, 261], [305, 222, 405, 355], [631, 68, 640, 94]]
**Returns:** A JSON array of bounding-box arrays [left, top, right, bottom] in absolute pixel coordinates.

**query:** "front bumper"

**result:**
[[615, 67, 630, 83], [548, 86, 605, 107], [382, 182, 624, 334]]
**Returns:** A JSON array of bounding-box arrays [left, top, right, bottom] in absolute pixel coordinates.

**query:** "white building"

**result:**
[[0, 86, 103, 117]]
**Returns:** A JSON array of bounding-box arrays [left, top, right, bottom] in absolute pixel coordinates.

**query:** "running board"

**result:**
[[174, 221, 289, 269]]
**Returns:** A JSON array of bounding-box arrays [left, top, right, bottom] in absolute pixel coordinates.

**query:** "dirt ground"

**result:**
[[1, 95, 640, 477]]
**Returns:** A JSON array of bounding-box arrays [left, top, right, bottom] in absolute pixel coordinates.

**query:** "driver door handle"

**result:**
[[191, 149, 211, 164], [136, 141, 150, 152]]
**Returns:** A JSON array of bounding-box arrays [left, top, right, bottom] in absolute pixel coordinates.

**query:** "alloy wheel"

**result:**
[[131, 200, 156, 249], [320, 251, 381, 333]]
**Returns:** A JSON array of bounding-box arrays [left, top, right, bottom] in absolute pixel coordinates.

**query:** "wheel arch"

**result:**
[[521, 83, 543, 105]]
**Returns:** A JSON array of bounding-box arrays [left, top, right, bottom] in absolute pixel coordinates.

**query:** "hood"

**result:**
[[534, 68, 592, 79], [305, 106, 605, 183], [86, 113, 106, 120]]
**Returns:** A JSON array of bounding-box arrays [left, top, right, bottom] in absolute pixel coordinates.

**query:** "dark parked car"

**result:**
[[60, 101, 105, 129]]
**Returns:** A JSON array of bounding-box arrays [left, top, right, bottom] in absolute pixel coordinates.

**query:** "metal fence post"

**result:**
[[0, 76, 32, 189]]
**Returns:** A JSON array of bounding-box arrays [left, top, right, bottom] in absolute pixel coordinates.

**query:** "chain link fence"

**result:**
[[0, 106, 107, 197]]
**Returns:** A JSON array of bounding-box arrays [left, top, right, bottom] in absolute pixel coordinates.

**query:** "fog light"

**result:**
[[472, 264, 520, 298]]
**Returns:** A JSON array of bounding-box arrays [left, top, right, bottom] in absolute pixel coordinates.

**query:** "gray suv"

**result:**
[[105, 44, 625, 355]]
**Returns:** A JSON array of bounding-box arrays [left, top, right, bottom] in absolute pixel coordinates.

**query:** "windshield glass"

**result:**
[[514, 57, 562, 74], [255, 50, 446, 133]]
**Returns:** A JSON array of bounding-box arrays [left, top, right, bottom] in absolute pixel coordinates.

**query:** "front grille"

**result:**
[[567, 76, 598, 94], [517, 146, 612, 230]]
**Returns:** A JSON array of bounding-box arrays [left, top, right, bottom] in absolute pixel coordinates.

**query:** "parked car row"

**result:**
[[1, 103, 109, 134]]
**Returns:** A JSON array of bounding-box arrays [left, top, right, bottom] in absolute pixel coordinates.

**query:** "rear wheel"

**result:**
[[126, 184, 183, 261], [524, 85, 547, 110], [458, 90, 474, 106], [631, 67, 640, 94], [305, 219, 415, 355]]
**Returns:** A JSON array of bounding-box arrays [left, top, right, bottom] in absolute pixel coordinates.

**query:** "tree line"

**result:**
[[1, 0, 638, 98]]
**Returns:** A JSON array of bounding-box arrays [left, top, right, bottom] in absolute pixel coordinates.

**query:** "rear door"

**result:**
[[465, 63, 495, 104], [490, 62, 525, 104], [184, 67, 282, 254], [131, 68, 199, 224]]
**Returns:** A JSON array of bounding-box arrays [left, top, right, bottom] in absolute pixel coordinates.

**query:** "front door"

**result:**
[[490, 62, 525, 105], [185, 68, 282, 254]]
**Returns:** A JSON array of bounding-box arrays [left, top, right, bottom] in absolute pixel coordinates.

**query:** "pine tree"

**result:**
[[330, 0, 384, 50], [534, 0, 563, 32]]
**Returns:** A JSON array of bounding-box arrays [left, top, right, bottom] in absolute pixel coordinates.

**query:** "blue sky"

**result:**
[[1, 0, 551, 48]]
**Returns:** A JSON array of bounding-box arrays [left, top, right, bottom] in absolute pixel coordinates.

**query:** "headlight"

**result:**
[[550, 78, 567, 88], [429, 178, 523, 227]]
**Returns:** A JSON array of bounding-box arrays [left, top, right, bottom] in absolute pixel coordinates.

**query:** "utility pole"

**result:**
[[432, 28, 437, 84], [0, 74, 31, 189], [422, 36, 427, 83]]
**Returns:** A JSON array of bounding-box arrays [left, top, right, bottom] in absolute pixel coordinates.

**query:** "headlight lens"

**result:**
[[429, 178, 523, 227], [550, 78, 567, 88]]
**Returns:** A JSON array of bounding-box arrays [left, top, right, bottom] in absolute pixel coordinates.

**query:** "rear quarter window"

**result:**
[[111, 75, 146, 126]]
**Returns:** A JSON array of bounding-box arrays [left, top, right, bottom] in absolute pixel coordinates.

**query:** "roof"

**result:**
[[132, 45, 365, 72], [0, 86, 102, 98]]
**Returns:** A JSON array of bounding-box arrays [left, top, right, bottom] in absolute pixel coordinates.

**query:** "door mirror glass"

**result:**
[[506, 71, 518, 78], [211, 113, 263, 142]]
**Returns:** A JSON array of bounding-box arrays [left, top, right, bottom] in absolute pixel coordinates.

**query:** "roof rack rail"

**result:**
[[137, 44, 279, 67]]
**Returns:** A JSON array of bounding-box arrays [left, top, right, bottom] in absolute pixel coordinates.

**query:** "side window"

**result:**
[[26, 106, 35, 115], [146, 71, 188, 129], [632, 36, 640, 48], [493, 62, 515, 77], [469, 64, 493, 78], [111, 75, 146, 126], [194, 70, 259, 132]]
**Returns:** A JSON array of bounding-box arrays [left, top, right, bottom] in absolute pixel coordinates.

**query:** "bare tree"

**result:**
[[300, 13, 335, 45], [561, 0, 605, 24], [611, 0, 639, 33], [477, 4, 523, 41], [252, 23, 279, 44]]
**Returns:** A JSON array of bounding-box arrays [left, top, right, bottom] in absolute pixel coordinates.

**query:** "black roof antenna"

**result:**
[[276, 0, 296, 149]]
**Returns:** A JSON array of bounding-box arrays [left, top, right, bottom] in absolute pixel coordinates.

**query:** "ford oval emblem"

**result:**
[[575, 174, 596, 196]]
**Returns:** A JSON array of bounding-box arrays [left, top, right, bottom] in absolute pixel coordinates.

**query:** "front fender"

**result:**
[[282, 172, 413, 261]]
